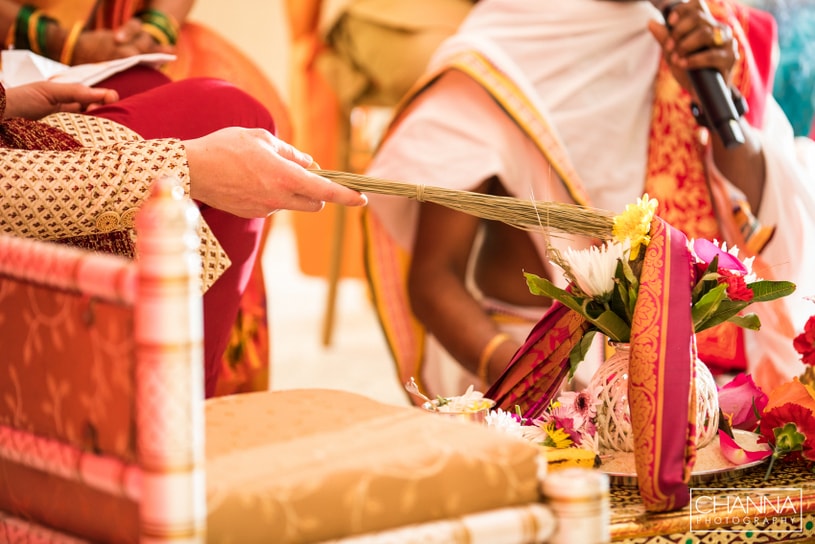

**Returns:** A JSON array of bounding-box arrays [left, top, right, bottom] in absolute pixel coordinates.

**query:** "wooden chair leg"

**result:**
[[322, 204, 346, 346], [321, 105, 391, 347]]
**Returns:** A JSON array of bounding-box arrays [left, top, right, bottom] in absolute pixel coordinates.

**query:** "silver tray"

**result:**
[[601, 430, 770, 487]]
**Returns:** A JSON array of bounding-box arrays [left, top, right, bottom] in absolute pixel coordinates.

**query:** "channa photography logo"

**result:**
[[690, 488, 803, 533]]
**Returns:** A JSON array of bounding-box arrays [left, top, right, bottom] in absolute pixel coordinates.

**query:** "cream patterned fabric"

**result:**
[[205, 388, 543, 543], [323, 503, 556, 543], [0, 112, 229, 290]]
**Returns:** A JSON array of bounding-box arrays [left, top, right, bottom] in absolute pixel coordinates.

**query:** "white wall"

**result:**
[[188, 0, 291, 102]]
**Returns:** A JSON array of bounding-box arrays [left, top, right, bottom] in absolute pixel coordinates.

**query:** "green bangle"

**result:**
[[34, 13, 55, 57], [14, 4, 36, 50], [135, 8, 178, 45]]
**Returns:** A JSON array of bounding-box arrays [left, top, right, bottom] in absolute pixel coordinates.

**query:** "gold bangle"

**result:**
[[6, 20, 16, 49], [27, 10, 41, 54], [59, 21, 83, 65], [477, 332, 511, 385]]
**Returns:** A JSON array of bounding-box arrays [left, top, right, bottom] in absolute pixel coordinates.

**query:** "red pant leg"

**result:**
[[89, 74, 277, 139], [90, 74, 275, 397], [94, 65, 172, 99]]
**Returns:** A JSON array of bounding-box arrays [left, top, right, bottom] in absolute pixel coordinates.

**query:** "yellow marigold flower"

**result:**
[[613, 194, 658, 260]]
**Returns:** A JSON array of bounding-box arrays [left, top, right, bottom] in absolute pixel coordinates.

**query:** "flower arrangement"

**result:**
[[718, 377, 815, 480], [524, 194, 796, 375], [486, 386, 602, 452], [482, 301, 815, 478], [720, 302, 815, 480]]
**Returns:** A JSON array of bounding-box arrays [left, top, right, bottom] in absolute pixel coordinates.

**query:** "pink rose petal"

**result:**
[[693, 238, 747, 273], [718, 373, 768, 431], [718, 430, 772, 465]]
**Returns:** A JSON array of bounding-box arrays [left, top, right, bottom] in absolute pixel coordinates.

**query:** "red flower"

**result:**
[[757, 379, 815, 482], [758, 402, 815, 463], [718, 269, 754, 302], [793, 315, 815, 366]]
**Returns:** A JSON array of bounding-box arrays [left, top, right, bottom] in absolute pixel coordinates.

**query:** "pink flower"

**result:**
[[551, 414, 581, 445], [718, 373, 768, 431], [692, 238, 748, 274], [556, 387, 600, 428]]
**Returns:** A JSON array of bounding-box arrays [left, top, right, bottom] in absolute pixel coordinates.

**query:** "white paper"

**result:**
[[1, 50, 176, 87]]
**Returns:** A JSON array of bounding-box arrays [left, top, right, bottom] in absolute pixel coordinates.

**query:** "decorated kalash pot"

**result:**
[[480, 195, 794, 513], [589, 341, 720, 454]]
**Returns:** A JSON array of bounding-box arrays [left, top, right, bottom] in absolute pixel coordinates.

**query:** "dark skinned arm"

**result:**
[[648, 0, 766, 213], [408, 176, 518, 385]]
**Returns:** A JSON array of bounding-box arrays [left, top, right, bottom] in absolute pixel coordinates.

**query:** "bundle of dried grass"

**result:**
[[317, 169, 615, 240]]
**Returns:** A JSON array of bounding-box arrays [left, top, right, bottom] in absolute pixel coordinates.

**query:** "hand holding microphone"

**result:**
[[649, 0, 746, 148]]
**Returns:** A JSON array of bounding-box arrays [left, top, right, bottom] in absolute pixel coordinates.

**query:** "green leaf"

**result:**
[[747, 280, 796, 302], [525, 272, 601, 320], [692, 255, 721, 301], [691, 283, 728, 329], [568, 330, 597, 380], [627, 284, 638, 321], [621, 258, 638, 287], [524, 272, 630, 341], [725, 313, 761, 330], [609, 278, 630, 327], [525, 273, 573, 303], [695, 297, 748, 332], [695, 299, 768, 333], [591, 310, 631, 343]]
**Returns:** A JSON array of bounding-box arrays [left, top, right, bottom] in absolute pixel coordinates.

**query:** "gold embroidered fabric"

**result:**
[[205, 388, 542, 543], [0, 112, 229, 291], [42, 110, 143, 145]]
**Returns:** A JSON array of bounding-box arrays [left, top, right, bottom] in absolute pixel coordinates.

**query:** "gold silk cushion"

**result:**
[[205, 388, 541, 543]]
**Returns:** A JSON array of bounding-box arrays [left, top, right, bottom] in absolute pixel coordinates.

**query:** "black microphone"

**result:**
[[660, 1, 745, 148]]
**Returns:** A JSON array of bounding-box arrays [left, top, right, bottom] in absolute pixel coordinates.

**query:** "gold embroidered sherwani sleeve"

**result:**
[[0, 112, 229, 290], [0, 138, 188, 239]]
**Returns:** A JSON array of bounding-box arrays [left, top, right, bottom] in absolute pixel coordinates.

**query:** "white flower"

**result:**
[[579, 432, 600, 455], [437, 384, 492, 413], [555, 240, 630, 300], [485, 409, 525, 438], [720, 241, 757, 282], [520, 424, 548, 443]]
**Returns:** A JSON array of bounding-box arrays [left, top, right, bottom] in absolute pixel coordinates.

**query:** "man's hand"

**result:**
[[185, 127, 368, 218], [3, 81, 119, 120], [647, 0, 738, 100]]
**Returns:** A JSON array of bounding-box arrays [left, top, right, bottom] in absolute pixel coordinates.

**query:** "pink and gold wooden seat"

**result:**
[[0, 177, 583, 543]]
